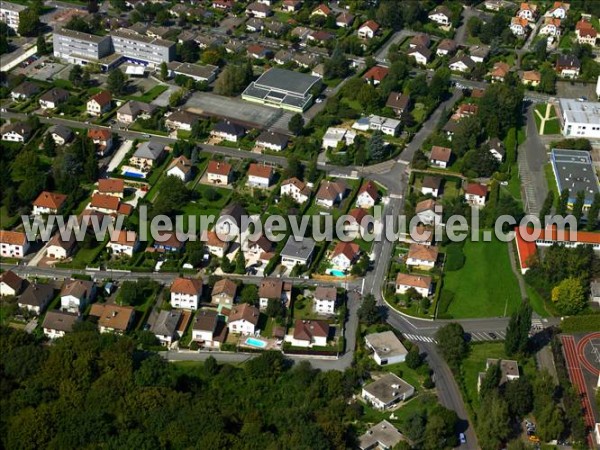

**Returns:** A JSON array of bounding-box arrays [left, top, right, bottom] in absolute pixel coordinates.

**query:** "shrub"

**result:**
[[445, 243, 465, 272]]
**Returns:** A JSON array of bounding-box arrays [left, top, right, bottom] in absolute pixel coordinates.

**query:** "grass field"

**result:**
[[442, 235, 522, 318], [544, 162, 559, 202]]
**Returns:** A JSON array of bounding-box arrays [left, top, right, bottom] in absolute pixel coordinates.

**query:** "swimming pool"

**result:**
[[329, 270, 346, 277], [245, 337, 267, 348], [124, 171, 145, 179]]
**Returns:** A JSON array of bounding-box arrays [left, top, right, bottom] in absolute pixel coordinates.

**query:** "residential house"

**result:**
[[546, 1, 569, 19], [203, 230, 230, 258], [165, 110, 200, 131], [42, 311, 79, 340], [130, 140, 165, 169], [469, 45, 490, 63], [539, 17, 561, 37], [211, 120, 246, 142], [0, 230, 30, 258], [396, 273, 432, 297], [310, 4, 331, 18], [228, 303, 260, 335], [246, 17, 264, 32], [244, 234, 274, 260], [521, 70, 541, 86], [356, 181, 379, 209], [116, 100, 157, 124], [477, 359, 520, 391], [421, 176, 442, 197], [98, 178, 125, 198], [455, 103, 479, 119], [359, 421, 406, 450], [46, 232, 76, 260], [108, 230, 139, 256], [428, 5, 452, 26], [365, 331, 408, 366], [0, 270, 24, 297], [60, 279, 95, 313], [166, 155, 193, 182], [48, 125, 73, 145], [490, 62, 511, 82], [18, 283, 54, 314], [39, 88, 69, 109], [88, 128, 113, 156], [465, 183, 488, 206], [322, 127, 356, 149], [89, 304, 135, 334], [281, 177, 311, 204], [406, 244, 439, 269], [280, 236, 315, 269], [1, 122, 33, 143], [258, 278, 288, 310], [415, 199, 442, 226], [510, 17, 530, 36], [330, 241, 360, 272], [316, 180, 347, 207], [246, 1, 272, 18], [274, 49, 293, 65], [436, 38, 457, 57], [556, 54, 581, 79], [247, 163, 274, 189], [192, 310, 227, 348], [346, 208, 370, 237], [207, 160, 233, 185], [89, 193, 132, 216], [429, 146, 452, 168], [363, 65, 389, 85], [212, 0, 233, 9], [575, 19, 597, 46], [358, 20, 380, 39], [87, 91, 112, 116], [487, 137, 505, 161], [517, 2, 538, 21], [287, 319, 329, 347], [362, 373, 415, 410], [386, 92, 410, 117], [409, 34, 431, 49], [151, 309, 183, 345], [247, 44, 273, 59], [408, 46, 431, 66], [33, 191, 67, 216], [211, 278, 237, 311], [170, 277, 203, 310], [152, 231, 186, 253], [217, 203, 246, 237], [256, 130, 289, 151], [449, 54, 475, 73], [282, 0, 301, 12], [313, 286, 336, 315], [11, 81, 39, 101], [336, 11, 354, 28]]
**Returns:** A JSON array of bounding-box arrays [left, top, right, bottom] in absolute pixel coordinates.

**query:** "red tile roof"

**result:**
[[170, 277, 202, 295], [33, 191, 67, 210], [91, 193, 120, 211], [207, 160, 232, 176], [98, 178, 124, 194], [248, 163, 274, 179], [90, 90, 112, 106], [465, 183, 487, 197], [331, 241, 360, 261], [363, 65, 389, 82], [87, 128, 111, 140]]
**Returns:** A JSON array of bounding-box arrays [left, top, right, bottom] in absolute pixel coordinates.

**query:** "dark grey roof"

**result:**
[[450, 55, 476, 69], [220, 203, 247, 227], [256, 130, 289, 147], [551, 149, 600, 204], [13, 81, 40, 96], [253, 68, 321, 96], [192, 309, 218, 332], [151, 310, 182, 337], [557, 54, 581, 68], [133, 140, 165, 160], [19, 283, 54, 307], [49, 125, 74, 141], [42, 310, 79, 332], [213, 120, 246, 136], [39, 87, 69, 103], [281, 236, 315, 261]]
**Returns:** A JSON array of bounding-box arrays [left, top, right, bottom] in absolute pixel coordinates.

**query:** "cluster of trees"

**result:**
[[68, 65, 91, 89], [525, 244, 597, 315], [107, 68, 128, 95], [214, 60, 254, 97], [117, 279, 161, 307], [0, 328, 363, 449], [64, 15, 103, 35], [466, 13, 516, 46], [504, 302, 532, 356], [435, 323, 469, 372], [152, 175, 192, 217]]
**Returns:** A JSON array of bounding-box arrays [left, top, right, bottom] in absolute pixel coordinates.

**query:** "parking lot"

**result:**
[[184, 92, 292, 130], [555, 80, 598, 100]]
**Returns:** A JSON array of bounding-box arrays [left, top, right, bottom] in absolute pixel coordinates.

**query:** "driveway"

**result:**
[[106, 139, 134, 173]]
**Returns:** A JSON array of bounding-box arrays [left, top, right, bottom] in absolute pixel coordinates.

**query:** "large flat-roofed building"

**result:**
[[53, 29, 114, 67], [558, 98, 600, 139], [0, 1, 26, 32], [550, 148, 600, 209], [242, 68, 321, 112], [365, 331, 408, 366], [111, 28, 175, 66], [166, 61, 219, 83]]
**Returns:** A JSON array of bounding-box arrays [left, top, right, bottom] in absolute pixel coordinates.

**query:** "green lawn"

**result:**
[[123, 85, 168, 103], [442, 234, 522, 318], [503, 164, 522, 202], [542, 119, 560, 135], [544, 162, 559, 202], [0, 206, 19, 229]]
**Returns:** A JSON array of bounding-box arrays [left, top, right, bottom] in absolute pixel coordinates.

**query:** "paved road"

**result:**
[[454, 6, 493, 46], [374, 29, 418, 63]]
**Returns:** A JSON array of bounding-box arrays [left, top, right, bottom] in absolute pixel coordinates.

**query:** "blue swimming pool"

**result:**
[[329, 270, 346, 277], [245, 337, 267, 348], [124, 171, 145, 179]]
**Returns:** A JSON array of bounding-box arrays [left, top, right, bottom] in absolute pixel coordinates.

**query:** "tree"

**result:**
[[17, 9, 41, 36], [504, 301, 532, 356], [367, 131, 386, 161], [265, 298, 284, 320], [87, 0, 98, 13], [479, 362, 501, 398], [285, 155, 301, 179], [240, 284, 258, 305], [159, 62, 168, 81], [539, 65, 557, 94], [435, 323, 468, 372], [556, 188, 569, 216], [185, 240, 204, 267], [152, 176, 189, 217], [306, 159, 318, 183], [169, 89, 186, 107], [586, 193, 600, 231], [69, 65, 83, 87], [42, 132, 56, 157], [204, 356, 219, 376], [220, 255, 233, 273], [572, 190, 585, 227], [539, 190, 555, 227], [324, 45, 349, 79], [357, 294, 381, 325], [234, 250, 246, 274], [551, 277, 587, 315], [405, 348, 422, 369], [477, 394, 511, 450], [107, 68, 127, 95], [36, 36, 48, 56], [288, 113, 305, 136]]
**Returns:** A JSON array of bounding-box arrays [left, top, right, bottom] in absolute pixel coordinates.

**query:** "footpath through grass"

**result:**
[[441, 234, 522, 319]]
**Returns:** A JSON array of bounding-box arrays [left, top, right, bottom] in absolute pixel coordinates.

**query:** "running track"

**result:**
[[562, 334, 598, 449]]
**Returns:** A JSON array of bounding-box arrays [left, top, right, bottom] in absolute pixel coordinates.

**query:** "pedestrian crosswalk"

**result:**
[[403, 333, 437, 344], [469, 331, 506, 341]]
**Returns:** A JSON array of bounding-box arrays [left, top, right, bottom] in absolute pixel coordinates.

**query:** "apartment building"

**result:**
[[111, 28, 175, 66], [53, 28, 113, 66], [0, 1, 26, 32]]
